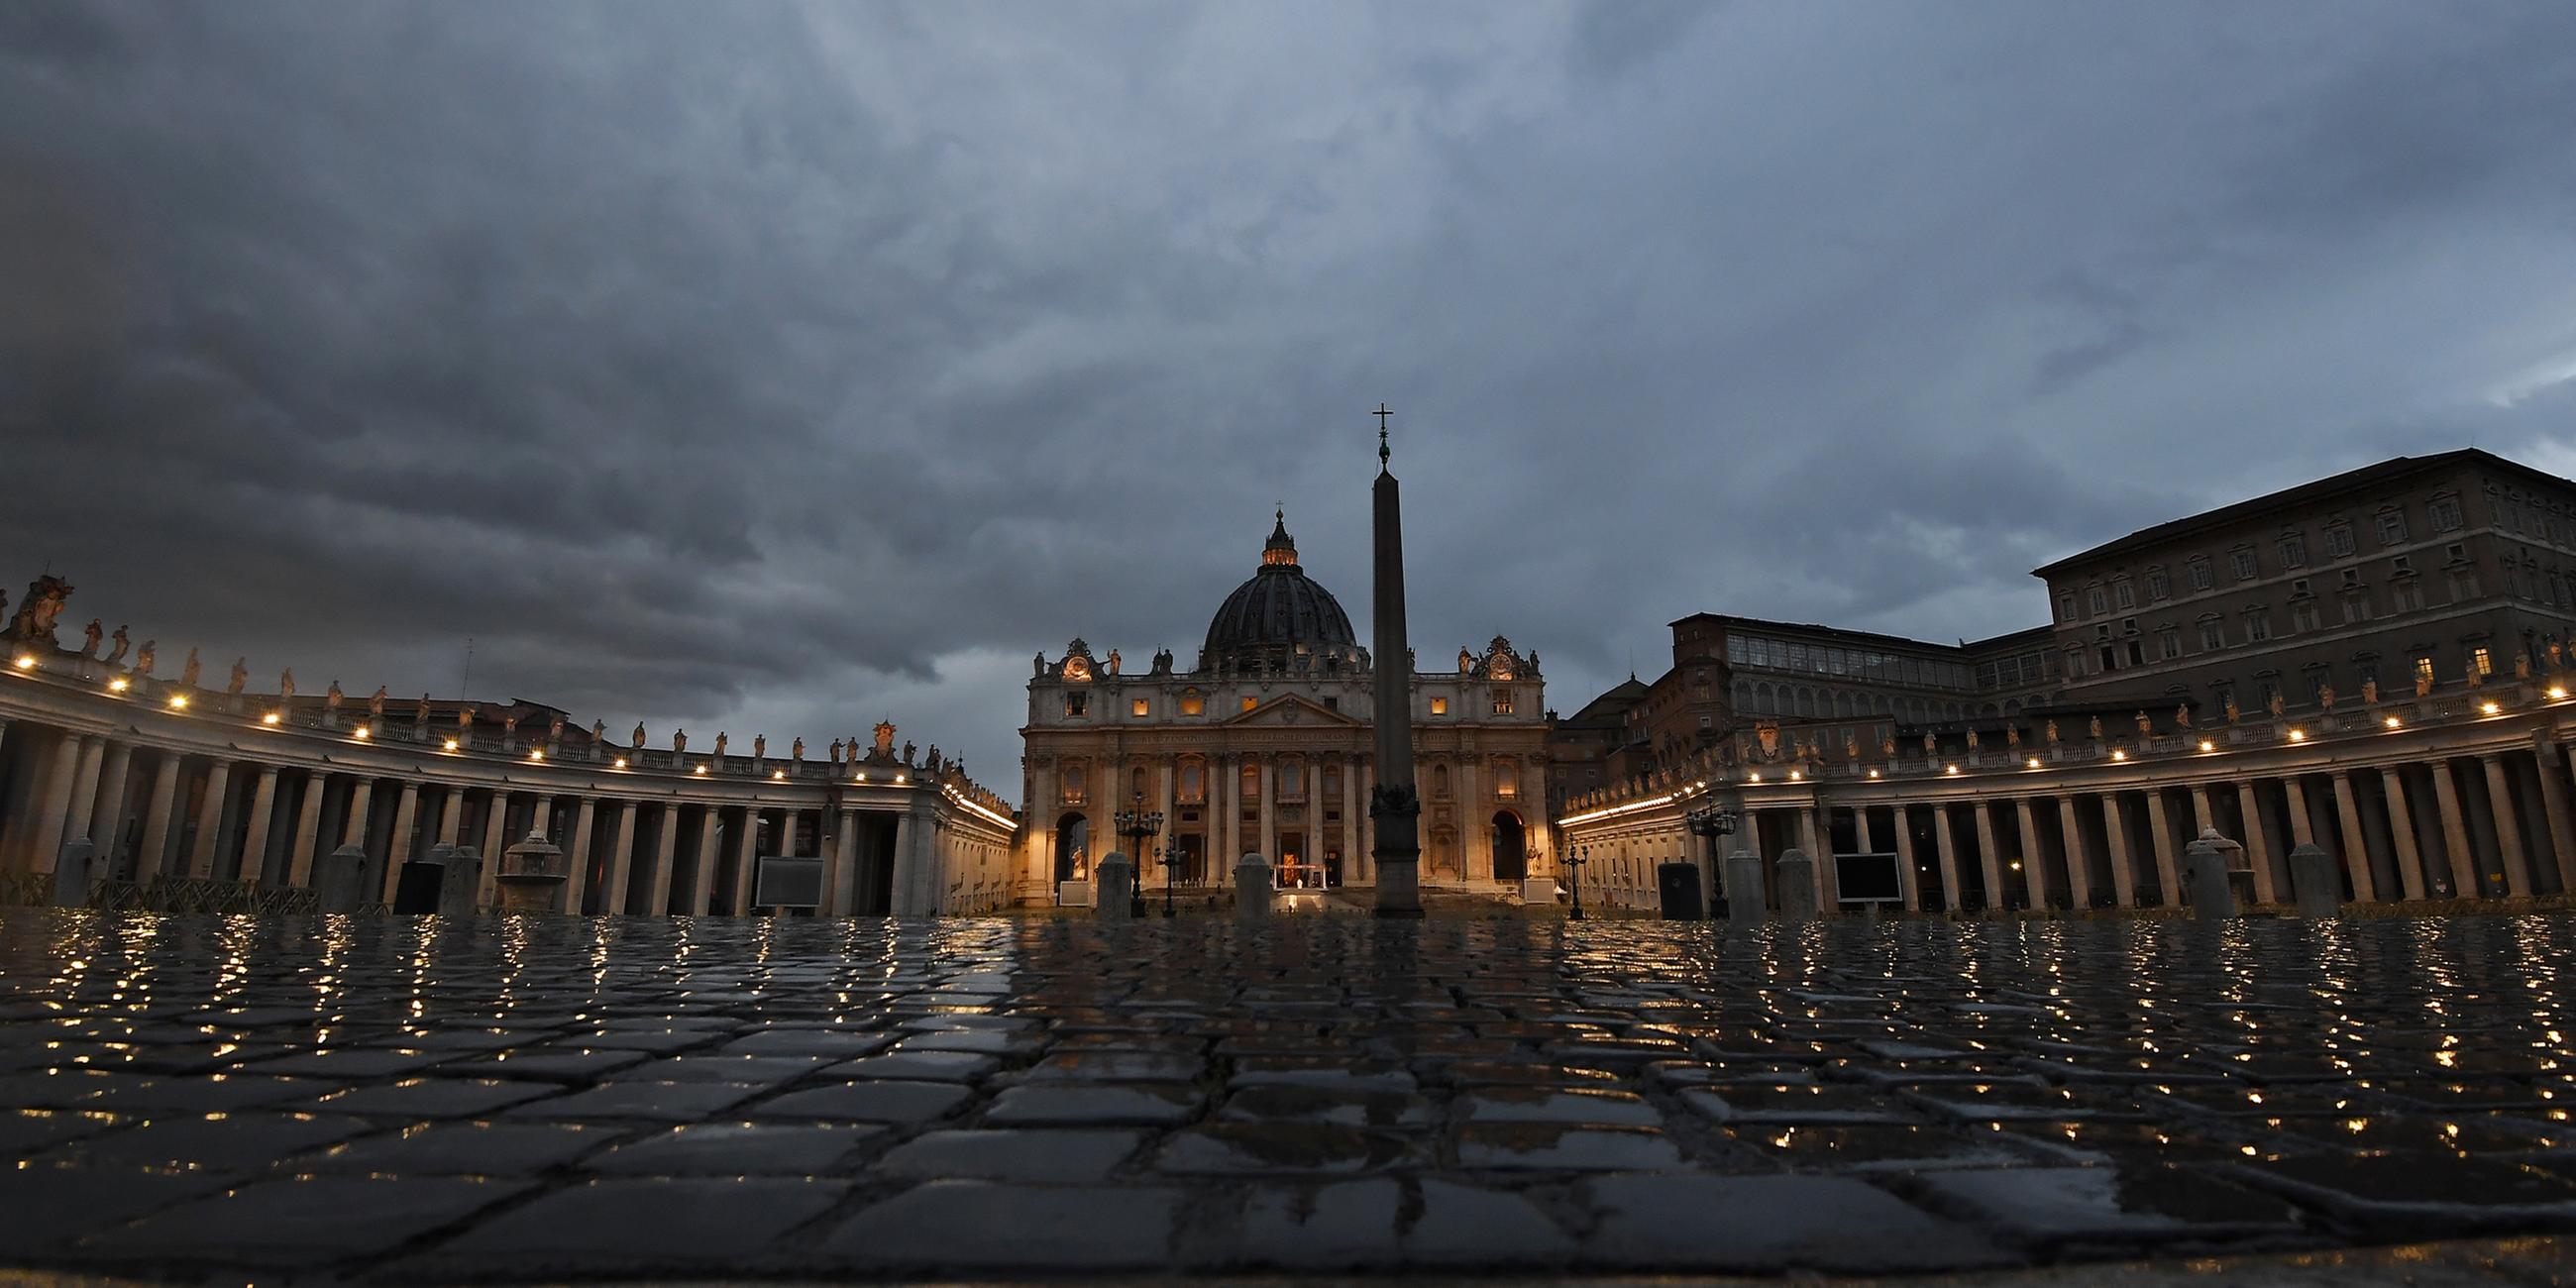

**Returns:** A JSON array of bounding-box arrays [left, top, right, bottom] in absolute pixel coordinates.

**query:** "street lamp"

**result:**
[[1684, 804, 1740, 919], [1114, 791, 1163, 920], [1158, 842, 1177, 918], [1563, 846, 1590, 920]]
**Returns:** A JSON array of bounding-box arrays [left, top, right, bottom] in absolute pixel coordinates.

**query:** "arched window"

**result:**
[[1061, 762, 1086, 805], [1282, 760, 1304, 798], [1241, 763, 1260, 801], [1178, 759, 1205, 804]]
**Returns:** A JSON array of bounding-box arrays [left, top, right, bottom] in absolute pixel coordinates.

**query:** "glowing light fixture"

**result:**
[[1787, 770, 1802, 782], [694, 765, 708, 776], [2110, 749, 2127, 762], [2481, 701, 2502, 716], [2026, 757, 2042, 770], [2199, 739, 2215, 752], [11, 656, 33, 670], [261, 712, 281, 725], [443, 738, 461, 751], [772, 770, 787, 781], [2552, 687, 2569, 701], [529, 749, 544, 761], [1945, 764, 1961, 775], [1748, 772, 1762, 784], [352, 725, 370, 739], [2384, 716, 2402, 729], [1867, 769, 1879, 779], [2288, 729, 2307, 742], [613, 757, 628, 769], [167, 694, 188, 709], [107, 678, 129, 693]]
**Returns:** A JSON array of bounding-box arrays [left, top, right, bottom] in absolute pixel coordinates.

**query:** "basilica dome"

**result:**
[[1199, 512, 1367, 676]]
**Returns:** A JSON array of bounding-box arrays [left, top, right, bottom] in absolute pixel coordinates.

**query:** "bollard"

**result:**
[[1776, 849, 1819, 923], [439, 846, 482, 916], [1095, 852, 1135, 921], [2287, 843, 2341, 918], [1725, 852, 1767, 927], [1235, 851, 1275, 921], [1656, 861, 1704, 920], [51, 839, 96, 909], [314, 844, 372, 912], [392, 844, 453, 914], [2179, 827, 2239, 919]]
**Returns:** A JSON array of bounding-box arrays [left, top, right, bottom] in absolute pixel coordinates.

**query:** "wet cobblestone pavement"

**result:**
[[3, 909, 2576, 1281]]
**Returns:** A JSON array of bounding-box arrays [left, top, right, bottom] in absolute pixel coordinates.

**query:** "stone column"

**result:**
[[376, 781, 420, 902], [600, 800, 640, 914], [1341, 755, 1361, 883], [1795, 807, 1831, 913], [2328, 771, 2378, 904], [728, 805, 758, 913], [1926, 804, 1957, 916], [1356, 755, 1376, 885], [135, 753, 183, 883], [28, 732, 81, 876], [891, 801, 932, 916], [2012, 797, 2046, 909], [88, 739, 134, 853], [2537, 739, 2576, 895], [186, 759, 235, 879], [1971, 802, 2002, 910], [479, 792, 512, 905], [286, 773, 327, 888], [1891, 805, 1923, 912], [1210, 752, 1233, 877], [565, 797, 597, 914], [60, 736, 106, 862], [644, 804, 682, 915], [2282, 777, 2317, 846], [1459, 754, 1489, 881], [2143, 789, 2180, 908], [2056, 797, 2092, 910], [1257, 755, 1278, 865], [2100, 794, 2135, 908], [2190, 784, 2214, 834], [2378, 766, 2428, 901], [342, 778, 376, 850], [2481, 754, 2534, 897], [2426, 761, 2478, 899], [238, 766, 280, 887], [437, 789, 465, 846], [2234, 781, 2280, 905], [826, 807, 856, 916]]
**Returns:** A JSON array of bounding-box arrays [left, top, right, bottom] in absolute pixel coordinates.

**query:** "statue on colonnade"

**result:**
[[134, 640, 157, 678], [179, 648, 201, 689], [673, 728, 687, 753], [631, 722, 645, 749], [714, 731, 728, 758], [106, 626, 130, 666], [5, 576, 72, 644], [81, 620, 101, 658], [369, 687, 387, 719]]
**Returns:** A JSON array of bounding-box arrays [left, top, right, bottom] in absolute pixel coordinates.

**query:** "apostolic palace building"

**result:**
[[1556, 448, 2576, 917], [1018, 511, 1550, 902]]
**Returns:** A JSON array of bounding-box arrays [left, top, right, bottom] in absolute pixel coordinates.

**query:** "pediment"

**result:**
[[1223, 694, 1363, 728]]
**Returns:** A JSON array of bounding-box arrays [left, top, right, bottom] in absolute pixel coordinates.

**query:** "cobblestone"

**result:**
[[2, 907, 2575, 1280]]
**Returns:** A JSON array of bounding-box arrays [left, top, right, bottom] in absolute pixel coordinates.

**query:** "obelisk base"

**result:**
[[1372, 855, 1425, 918]]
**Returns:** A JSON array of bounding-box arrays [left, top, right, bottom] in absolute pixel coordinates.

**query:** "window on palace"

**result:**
[[2231, 548, 2259, 580], [2144, 568, 2170, 600], [2291, 601, 2321, 632], [2278, 534, 2308, 568], [1430, 697, 1449, 715], [2291, 578, 2312, 598], [1130, 698, 1149, 717], [1433, 764, 1450, 798], [1241, 764, 1260, 801], [1179, 760, 1205, 803], [2159, 628, 2182, 659], [1180, 691, 1205, 716], [2377, 510, 2409, 545], [2088, 587, 2108, 615], [2415, 654, 2437, 689], [2342, 594, 2371, 623], [2394, 578, 2424, 611], [2472, 646, 2494, 678], [1063, 692, 1089, 718], [2324, 524, 2356, 558], [2057, 592, 2077, 621], [2188, 558, 2214, 590], [2113, 579, 2135, 608], [2429, 495, 2465, 531], [2449, 569, 2479, 600], [2245, 608, 2272, 642], [1239, 696, 1256, 712]]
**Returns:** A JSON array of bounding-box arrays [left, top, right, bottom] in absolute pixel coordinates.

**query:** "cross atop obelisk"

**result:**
[[1368, 402, 1424, 917]]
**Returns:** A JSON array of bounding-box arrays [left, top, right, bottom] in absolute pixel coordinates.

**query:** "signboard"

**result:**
[[753, 854, 824, 910], [1834, 851, 1903, 906]]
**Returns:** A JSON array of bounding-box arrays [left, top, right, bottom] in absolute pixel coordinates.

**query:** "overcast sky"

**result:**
[[5, 1, 2575, 797]]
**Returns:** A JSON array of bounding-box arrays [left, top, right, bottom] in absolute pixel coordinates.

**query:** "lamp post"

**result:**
[[1158, 842, 1177, 918], [1684, 804, 1740, 920], [1564, 846, 1590, 920], [1114, 791, 1162, 920]]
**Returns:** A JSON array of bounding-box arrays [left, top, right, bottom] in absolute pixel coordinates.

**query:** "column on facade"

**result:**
[[2480, 754, 2534, 898], [1794, 806, 1831, 913], [285, 772, 327, 887], [184, 758, 235, 880], [1970, 801, 2002, 910], [2055, 796, 2092, 910], [2535, 739, 2576, 894], [477, 791, 512, 905], [2378, 766, 2428, 901], [1356, 755, 1376, 885], [727, 805, 758, 913], [342, 777, 376, 854], [88, 739, 134, 867], [27, 732, 82, 876], [2281, 776, 2316, 847], [1342, 754, 1363, 884], [238, 765, 281, 887], [2328, 771, 2378, 903], [435, 788, 464, 846], [1209, 752, 1233, 875], [2100, 793, 2135, 908], [2010, 798, 2046, 909], [60, 735, 106, 865], [644, 804, 682, 915], [375, 781, 421, 901], [2189, 784, 2213, 835], [2425, 760, 2478, 899], [598, 800, 639, 914], [2143, 787, 2180, 908], [564, 796, 597, 913], [2233, 781, 2279, 904], [825, 807, 857, 916], [891, 802, 923, 916], [1458, 752, 1488, 882], [134, 752, 183, 883], [1257, 754, 1278, 863], [1918, 803, 1956, 912], [1155, 757, 1176, 885], [1888, 805, 1920, 912]]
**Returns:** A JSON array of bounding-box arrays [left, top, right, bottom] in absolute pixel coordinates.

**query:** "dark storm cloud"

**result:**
[[5, 1, 2576, 792]]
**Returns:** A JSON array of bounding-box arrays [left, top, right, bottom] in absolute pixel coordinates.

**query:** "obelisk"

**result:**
[[1368, 407, 1425, 918]]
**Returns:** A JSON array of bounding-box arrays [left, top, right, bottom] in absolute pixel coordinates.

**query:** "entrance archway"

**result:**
[[1491, 810, 1527, 882], [1054, 812, 1090, 884]]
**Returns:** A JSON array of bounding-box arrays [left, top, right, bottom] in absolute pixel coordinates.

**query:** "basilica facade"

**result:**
[[1017, 513, 1549, 902]]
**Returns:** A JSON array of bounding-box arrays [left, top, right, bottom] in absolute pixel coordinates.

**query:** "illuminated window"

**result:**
[[1241, 763, 1260, 801], [1179, 759, 1205, 803], [1180, 691, 1205, 716], [1240, 696, 1256, 712], [1490, 687, 1515, 715], [2414, 655, 2436, 689], [2473, 646, 2493, 677], [1429, 697, 1449, 715], [1061, 763, 1086, 805], [1130, 698, 1149, 717], [1063, 692, 1089, 718]]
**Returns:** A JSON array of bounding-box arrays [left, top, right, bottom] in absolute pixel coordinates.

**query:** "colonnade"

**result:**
[[0, 669, 1016, 917]]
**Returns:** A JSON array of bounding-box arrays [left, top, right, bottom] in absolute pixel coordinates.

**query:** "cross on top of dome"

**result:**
[[1261, 507, 1299, 567]]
